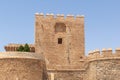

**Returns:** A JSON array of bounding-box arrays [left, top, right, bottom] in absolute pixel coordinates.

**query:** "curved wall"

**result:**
[[87, 58, 120, 80], [0, 52, 47, 80]]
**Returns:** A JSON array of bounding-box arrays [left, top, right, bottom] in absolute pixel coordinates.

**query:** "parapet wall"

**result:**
[[85, 48, 120, 80], [47, 47, 120, 80], [5, 44, 35, 52], [86, 59, 120, 80], [0, 52, 47, 80], [87, 48, 120, 61]]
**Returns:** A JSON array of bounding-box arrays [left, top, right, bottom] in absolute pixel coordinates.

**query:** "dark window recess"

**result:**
[[55, 23, 66, 33], [58, 38, 62, 44], [80, 56, 83, 59]]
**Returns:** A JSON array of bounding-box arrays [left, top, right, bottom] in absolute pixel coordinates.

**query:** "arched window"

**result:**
[[55, 22, 66, 33]]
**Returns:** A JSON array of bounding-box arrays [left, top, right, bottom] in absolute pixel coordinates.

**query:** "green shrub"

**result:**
[[17, 43, 30, 52], [17, 45, 24, 51], [24, 43, 30, 52]]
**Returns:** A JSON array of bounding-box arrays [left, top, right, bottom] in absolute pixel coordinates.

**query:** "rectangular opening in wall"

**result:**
[[58, 38, 62, 44]]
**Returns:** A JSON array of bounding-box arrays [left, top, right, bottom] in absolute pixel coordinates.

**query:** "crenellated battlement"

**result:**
[[4, 44, 35, 52], [35, 13, 84, 21], [87, 48, 120, 60]]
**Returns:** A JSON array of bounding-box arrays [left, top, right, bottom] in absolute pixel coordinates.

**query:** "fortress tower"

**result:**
[[4, 13, 120, 80], [35, 13, 85, 69]]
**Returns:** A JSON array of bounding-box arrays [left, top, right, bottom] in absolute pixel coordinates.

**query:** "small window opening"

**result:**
[[80, 56, 83, 59], [58, 38, 62, 44], [55, 23, 66, 33]]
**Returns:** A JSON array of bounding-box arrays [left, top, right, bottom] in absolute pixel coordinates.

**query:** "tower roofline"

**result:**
[[35, 13, 84, 20]]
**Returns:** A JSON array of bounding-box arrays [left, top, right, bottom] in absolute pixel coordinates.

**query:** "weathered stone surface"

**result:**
[[48, 70, 86, 80], [35, 14, 85, 69], [0, 52, 47, 80], [87, 59, 120, 80]]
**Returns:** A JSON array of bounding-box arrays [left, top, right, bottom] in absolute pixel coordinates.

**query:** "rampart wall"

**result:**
[[87, 48, 120, 60], [0, 52, 47, 80], [5, 44, 35, 52], [47, 48, 120, 80], [86, 48, 120, 80]]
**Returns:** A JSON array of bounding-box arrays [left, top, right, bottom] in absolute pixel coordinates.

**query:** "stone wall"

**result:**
[[48, 58, 120, 80], [87, 59, 120, 80], [86, 48, 120, 80], [0, 52, 47, 80], [4, 44, 35, 52], [47, 70, 86, 80], [46, 48, 120, 80]]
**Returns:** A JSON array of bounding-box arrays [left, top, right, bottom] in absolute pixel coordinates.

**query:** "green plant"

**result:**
[[17, 45, 24, 51], [24, 43, 30, 52], [17, 43, 30, 52]]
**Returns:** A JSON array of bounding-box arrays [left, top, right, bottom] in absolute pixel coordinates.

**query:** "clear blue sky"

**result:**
[[0, 0, 120, 54]]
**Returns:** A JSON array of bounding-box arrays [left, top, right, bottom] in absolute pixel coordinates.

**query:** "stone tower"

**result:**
[[35, 13, 85, 69]]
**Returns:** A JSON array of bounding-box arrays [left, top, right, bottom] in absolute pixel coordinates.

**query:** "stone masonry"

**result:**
[[35, 13, 85, 68], [0, 52, 47, 80]]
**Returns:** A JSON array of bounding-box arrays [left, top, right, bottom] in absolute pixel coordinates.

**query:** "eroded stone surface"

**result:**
[[0, 52, 47, 80]]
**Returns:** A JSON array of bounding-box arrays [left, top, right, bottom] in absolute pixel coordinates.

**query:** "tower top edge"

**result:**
[[35, 13, 85, 18]]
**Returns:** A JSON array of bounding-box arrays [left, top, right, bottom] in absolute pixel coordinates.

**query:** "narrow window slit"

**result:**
[[58, 38, 62, 44]]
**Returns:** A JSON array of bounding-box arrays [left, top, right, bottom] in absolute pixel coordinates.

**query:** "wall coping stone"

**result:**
[[0, 52, 44, 61]]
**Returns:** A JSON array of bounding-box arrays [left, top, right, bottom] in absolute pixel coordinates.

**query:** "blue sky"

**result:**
[[0, 0, 120, 54]]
